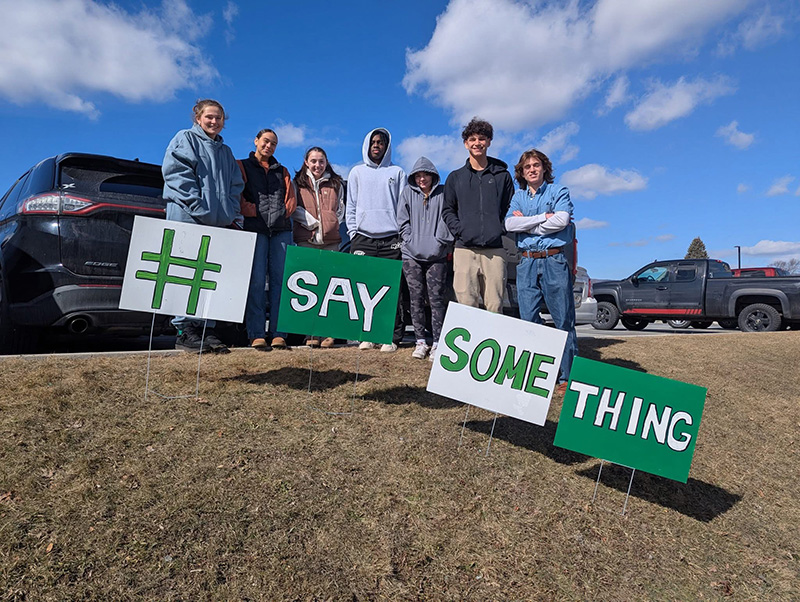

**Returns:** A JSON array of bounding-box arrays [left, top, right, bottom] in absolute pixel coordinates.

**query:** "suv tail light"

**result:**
[[22, 193, 94, 214], [20, 193, 163, 216]]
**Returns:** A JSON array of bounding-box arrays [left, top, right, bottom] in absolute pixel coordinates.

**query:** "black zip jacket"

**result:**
[[441, 157, 514, 249]]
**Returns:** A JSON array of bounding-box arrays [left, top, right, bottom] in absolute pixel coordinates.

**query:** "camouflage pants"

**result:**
[[402, 258, 448, 342]]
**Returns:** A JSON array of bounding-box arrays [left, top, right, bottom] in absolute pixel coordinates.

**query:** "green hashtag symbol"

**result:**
[[135, 228, 222, 315]]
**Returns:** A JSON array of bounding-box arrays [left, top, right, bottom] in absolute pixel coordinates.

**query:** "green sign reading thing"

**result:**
[[553, 357, 706, 483], [277, 246, 402, 344], [135, 228, 221, 315]]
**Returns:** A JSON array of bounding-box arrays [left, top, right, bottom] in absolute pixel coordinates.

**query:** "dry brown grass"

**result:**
[[1, 333, 799, 600]]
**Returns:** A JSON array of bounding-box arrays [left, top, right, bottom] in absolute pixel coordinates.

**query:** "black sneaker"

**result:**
[[204, 329, 230, 354], [175, 325, 211, 353]]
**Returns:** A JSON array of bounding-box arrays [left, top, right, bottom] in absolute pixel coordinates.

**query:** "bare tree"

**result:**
[[770, 258, 800, 274]]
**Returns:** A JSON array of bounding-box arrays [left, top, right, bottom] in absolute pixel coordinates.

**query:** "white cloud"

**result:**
[[561, 164, 648, 200], [743, 240, 800, 256], [223, 2, 239, 44], [716, 120, 755, 149], [272, 122, 307, 147], [655, 234, 676, 242], [395, 134, 466, 173], [766, 175, 795, 197], [796, 185, 800, 197], [404, 0, 749, 131], [575, 217, 608, 230], [624, 76, 736, 131], [537, 122, 580, 163], [599, 75, 630, 114], [737, 183, 749, 194], [0, 0, 216, 117], [737, 7, 785, 51]]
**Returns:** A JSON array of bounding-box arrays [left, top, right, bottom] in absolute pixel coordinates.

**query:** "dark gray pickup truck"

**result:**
[[592, 259, 800, 332]]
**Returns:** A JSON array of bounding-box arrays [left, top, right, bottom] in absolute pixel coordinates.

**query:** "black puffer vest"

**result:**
[[240, 152, 291, 234]]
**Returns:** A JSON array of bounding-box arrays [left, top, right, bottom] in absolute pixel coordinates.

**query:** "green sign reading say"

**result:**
[[553, 357, 706, 483], [277, 246, 402, 344]]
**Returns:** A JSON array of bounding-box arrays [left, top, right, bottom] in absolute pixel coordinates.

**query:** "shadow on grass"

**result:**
[[465, 417, 589, 465], [368, 385, 462, 409], [579, 338, 647, 372], [229, 366, 374, 391], [575, 462, 742, 522]]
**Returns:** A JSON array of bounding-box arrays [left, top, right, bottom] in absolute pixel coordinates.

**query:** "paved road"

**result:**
[[576, 322, 735, 339]]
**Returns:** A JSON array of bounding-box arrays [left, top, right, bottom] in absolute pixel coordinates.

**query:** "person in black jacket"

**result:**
[[238, 129, 297, 350], [441, 118, 514, 314]]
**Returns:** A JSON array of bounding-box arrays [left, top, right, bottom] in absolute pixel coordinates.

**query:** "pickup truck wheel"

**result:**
[[667, 319, 692, 329], [717, 319, 738, 329], [621, 317, 649, 330], [691, 321, 713, 329], [738, 303, 781, 332], [592, 301, 619, 330]]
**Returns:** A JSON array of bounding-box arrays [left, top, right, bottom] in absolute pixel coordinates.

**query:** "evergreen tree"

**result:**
[[685, 237, 709, 259]]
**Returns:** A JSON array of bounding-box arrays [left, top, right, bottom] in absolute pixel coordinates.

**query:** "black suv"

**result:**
[[0, 153, 172, 353]]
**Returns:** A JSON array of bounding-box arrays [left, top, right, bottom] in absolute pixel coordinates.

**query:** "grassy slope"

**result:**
[[1, 333, 798, 600]]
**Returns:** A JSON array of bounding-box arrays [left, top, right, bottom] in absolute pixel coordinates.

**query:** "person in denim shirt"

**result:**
[[505, 149, 577, 392]]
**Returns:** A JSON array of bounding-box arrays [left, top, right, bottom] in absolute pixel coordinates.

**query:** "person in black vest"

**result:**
[[237, 129, 296, 350]]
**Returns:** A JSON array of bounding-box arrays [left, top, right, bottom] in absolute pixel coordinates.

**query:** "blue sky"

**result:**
[[1, 0, 798, 279]]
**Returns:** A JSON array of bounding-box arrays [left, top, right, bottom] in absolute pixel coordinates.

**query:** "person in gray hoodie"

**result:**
[[162, 99, 244, 354], [397, 157, 453, 360], [346, 128, 407, 351]]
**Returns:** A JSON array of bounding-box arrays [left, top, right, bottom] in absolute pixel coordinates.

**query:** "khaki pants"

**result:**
[[453, 247, 506, 314]]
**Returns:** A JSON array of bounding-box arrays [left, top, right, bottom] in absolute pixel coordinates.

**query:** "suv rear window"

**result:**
[[58, 158, 163, 201]]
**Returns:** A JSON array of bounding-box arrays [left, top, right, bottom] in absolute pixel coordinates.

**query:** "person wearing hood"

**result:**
[[346, 128, 407, 352], [162, 98, 244, 354], [292, 146, 345, 348], [442, 118, 514, 314], [237, 128, 297, 351], [397, 157, 453, 361]]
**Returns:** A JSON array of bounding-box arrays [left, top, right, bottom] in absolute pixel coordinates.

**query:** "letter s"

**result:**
[[440, 327, 470, 372], [287, 270, 318, 312]]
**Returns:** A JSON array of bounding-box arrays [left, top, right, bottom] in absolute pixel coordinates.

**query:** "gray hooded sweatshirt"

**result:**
[[397, 156, 454, 262], [346, 128, 406, 239]]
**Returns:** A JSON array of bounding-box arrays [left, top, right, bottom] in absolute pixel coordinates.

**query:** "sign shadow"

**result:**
[[227, 366, 374, 392], [575, 462, 742, 522], [465, 416, 589, 465]]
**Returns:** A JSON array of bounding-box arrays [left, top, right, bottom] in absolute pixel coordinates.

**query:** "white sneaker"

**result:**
[[380, 343, 398, 353], [412, 342, 430, 359], [429, 344, 438, 362], [359, 341, 376, 350]]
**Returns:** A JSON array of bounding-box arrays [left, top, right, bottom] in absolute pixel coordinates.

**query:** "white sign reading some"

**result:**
[[427, 303, 567, 426]]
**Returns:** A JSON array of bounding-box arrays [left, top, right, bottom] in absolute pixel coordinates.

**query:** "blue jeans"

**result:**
[[166, 202, 215, 331], [246, 230, 292, 340], [516, 252, 577, 383]]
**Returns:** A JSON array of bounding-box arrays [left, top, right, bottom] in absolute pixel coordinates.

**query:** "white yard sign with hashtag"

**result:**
[[119, 216, 257, 322]]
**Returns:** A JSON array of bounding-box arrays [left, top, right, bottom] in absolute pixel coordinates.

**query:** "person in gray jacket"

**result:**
[[397, 157, 453, 360]]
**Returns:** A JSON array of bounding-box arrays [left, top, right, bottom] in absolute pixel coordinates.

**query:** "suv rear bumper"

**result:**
[[9, 285, 172, 334]]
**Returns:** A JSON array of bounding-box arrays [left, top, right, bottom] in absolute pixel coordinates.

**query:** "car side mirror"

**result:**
[[630, 275, 638, 285]]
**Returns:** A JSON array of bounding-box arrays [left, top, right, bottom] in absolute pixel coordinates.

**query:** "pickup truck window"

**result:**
[[637, 266, 669, 282], [675, 266, 697, 282]]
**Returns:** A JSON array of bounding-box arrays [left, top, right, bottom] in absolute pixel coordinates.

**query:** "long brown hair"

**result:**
[[514, 149, 554, 189], [293, 147, 343, 193]]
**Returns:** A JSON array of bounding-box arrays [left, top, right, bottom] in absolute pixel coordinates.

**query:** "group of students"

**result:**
[[161, 99, 578, 386]]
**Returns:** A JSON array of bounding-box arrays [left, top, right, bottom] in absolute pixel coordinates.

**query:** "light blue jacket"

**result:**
[[162, 123, 244, 227], [506, 182, 574, 251]]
